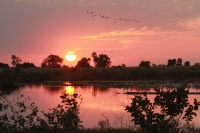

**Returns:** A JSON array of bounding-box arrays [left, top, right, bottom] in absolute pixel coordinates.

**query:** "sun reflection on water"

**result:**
[[65, 86, 75, 95]]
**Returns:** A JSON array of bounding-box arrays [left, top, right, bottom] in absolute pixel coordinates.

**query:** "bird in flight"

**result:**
[[86, 11, 140, 23]]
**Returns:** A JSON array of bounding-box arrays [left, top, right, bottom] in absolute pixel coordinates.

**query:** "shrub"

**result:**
[[0, 91, 82, 132], [125, 85, 200, 133]]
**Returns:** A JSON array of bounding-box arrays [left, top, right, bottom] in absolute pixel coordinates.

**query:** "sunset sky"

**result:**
[[1, 0, 200, 67]]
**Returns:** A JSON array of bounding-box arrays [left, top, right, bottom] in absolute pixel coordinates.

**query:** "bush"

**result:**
[[0, 91, 82, 132], [125, 84, 200, 133]]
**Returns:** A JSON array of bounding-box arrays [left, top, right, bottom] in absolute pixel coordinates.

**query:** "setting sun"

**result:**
[[65, 52, 76, 61]]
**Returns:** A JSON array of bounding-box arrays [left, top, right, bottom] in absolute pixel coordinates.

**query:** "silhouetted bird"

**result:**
[[86, 11, 140, 23]]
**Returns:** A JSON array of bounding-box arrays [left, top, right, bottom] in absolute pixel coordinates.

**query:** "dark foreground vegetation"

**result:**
[[0, 84, 200, 133], [1, 66, 200, 84]]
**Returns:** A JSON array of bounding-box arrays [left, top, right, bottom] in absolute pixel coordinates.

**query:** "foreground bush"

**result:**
[[0, 91, 82, 133], [126, 84, 200, 133]]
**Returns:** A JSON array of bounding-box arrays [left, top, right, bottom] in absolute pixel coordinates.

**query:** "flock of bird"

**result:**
[[87, 11, 140, 23]]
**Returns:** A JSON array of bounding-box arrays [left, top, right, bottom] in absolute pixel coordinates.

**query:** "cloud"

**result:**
[[78, 27, 178, 45], [79, 16, 200, 45], [176, 17, 200, 30], [79, 27, 157, 39]]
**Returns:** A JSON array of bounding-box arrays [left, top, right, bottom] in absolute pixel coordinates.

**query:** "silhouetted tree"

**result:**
[[91, 52, 98, 66], [63, 65, 69, 68], [91, 52, 111, 67], [152, 63, 156, 67], [41, 55, 63, 68], [167, 59, 176, 66], [76, 57, 91, 67], [176, 58, 182, 66], [126, 85, 200, 133], [194, 63, 200, 66], [121, 63, 126, 67], [11, 55, 22, 67], [184, 61, 190, 66], [139, 61, 150, 67], [0, 62, 9, 68], [16, 62, 36, 68]]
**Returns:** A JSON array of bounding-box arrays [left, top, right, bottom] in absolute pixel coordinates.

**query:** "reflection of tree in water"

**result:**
[[92, 86, 111, 96], [43, 85, 64, 94], [130, 87, 152, 92], [126, 84, 200, 133], [0, 79, 21, 95]]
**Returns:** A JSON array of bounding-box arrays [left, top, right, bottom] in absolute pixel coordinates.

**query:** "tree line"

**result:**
[[0, 52, 111, 68], [139, 58, 192, 67], [0, 53, 199, 68]]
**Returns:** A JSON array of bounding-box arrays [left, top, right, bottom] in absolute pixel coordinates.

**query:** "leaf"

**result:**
[[73, 93, 78, 98], [194, 105, 198, 110], [191, 112, 197, 117], [60, 96, 65, 99]]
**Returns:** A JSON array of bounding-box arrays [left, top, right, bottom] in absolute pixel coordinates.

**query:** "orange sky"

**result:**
[[1, 0, 200, 67]]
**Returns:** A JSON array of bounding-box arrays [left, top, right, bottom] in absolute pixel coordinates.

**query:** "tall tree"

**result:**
[[176, 58, 182, 66], [139, 61, 151, 67], [91, 52, 98, 67], [11, 55, 22, 67], [184, 61, 190, 66], [41, 55, 63, 68], [167, 59, 176, 66], [76, 57, 91, 67], [91, 52, 111, 67]]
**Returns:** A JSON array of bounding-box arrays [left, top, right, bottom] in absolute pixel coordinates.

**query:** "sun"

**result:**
[[65, 52, 76, 61]]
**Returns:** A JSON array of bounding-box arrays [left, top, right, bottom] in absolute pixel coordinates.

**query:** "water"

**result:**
[[6, 82, 200, 128]]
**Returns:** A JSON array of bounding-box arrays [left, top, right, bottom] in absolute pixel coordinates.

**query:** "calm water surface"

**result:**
[[7, 82, 200, 128]]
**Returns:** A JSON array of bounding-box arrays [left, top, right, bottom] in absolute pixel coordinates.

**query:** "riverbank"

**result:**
[[0, 66, 200, 83]]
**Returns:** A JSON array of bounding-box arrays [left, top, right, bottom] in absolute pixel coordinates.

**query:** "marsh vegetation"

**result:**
[[1, 66, 200, 84]]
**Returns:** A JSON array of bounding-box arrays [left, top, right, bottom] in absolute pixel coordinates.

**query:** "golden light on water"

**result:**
[[65, 86, 75, 95]]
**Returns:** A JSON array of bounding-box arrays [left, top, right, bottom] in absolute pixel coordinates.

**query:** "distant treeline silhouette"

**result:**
[[1, 53, 200, 82], [1, 66, 200, 83], [0, 53, 199, 68]]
